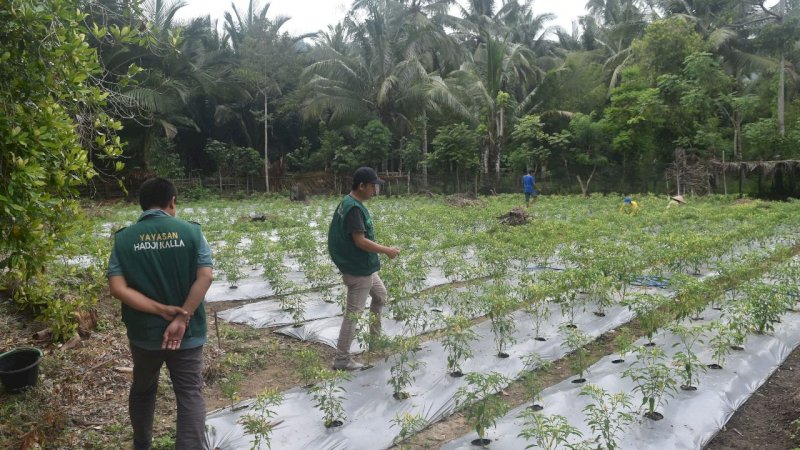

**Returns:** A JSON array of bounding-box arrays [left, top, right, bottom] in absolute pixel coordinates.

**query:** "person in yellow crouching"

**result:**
[[619, 196, 640, 215]]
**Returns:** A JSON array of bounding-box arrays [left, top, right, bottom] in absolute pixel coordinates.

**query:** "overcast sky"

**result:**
[[174, 0, 588, 38]]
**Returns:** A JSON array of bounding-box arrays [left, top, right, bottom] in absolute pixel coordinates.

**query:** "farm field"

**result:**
[[2, 193, 800, 449]]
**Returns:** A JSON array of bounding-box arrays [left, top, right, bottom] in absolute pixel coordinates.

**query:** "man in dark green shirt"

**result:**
[[328, 167, 400, 370], [107, 178, 213, 450]]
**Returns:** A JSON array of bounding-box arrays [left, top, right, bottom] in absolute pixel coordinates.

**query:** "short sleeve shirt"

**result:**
[[346, 207, 367, 234], [522, 175, 535, 193]]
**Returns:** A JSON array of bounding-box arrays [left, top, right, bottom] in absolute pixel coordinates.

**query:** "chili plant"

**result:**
[[623, 345, 677, 420], [292, 347, 323, 387], [386, 336, 425, 400], [671, 274, 714, 321], [521, 353, 552, 410], [560, 324, 591, 383], [261, 249, 295, 295], [397, 299, 432, 335], [721, 301, 751, 350], [669, 322, 706, 390], [622, 293, 670, 346], [308, 368, 351, 428], [517, 409, 582, 450], [521, 277, 552, 341], [391, 411, 427, 449], [589, 272, 615, 317], [707, 321, 734, 369], [555, 270, 586, 328], [742, 282, 788, 334], [454, 372, 511, 446], [238, 388, 284, 450], [612, 327, 635, 364], [441, 314, 478, 377], [579, 384, 635, 450], [218, 238, 245, 288], [486, 284, 518, 358]]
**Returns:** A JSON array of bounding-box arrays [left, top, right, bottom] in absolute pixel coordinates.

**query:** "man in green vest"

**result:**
[[107, 178, 213, 450], [328, 167, 400, 370]]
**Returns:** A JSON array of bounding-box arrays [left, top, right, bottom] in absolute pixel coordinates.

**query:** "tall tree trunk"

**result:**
[[495, 108, 503, 175], [421, 111, 428, 187], [482, 143, 489, 174], [778, 0, 786, 137], [264, 92, 270, 193], [576, 166, 596, 197], [732, 111, 743, 161], [778, 52, 786, 137]]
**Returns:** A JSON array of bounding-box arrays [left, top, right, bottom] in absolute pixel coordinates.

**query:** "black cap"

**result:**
[[353, 167, 385, 185]]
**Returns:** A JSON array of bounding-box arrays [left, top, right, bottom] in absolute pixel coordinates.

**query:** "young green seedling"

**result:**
[[560, 324, 591, 383], [579, 384, 635, 450], [669, 322, 707, 390], [386, 336, 425, 400], [308, 368, 351, 428], [623, 345, 677, 420], [521, 353, 552, 411], [391, 411, 427, 449], [454, 372, 511, 447], [441, 314, 478, 377], [238, 388, 284, 450], [517, 410, 582, 450]]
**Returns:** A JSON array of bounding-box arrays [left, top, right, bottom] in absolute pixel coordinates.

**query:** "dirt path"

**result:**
[[704, 344, 800, 450]]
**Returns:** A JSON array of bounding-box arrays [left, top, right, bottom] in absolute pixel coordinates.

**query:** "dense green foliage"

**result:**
[[0, 0, 127, 337], [18, 0, 795, 194]]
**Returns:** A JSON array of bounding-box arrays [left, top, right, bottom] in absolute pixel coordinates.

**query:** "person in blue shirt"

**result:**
[[522, 170, 538, 207]]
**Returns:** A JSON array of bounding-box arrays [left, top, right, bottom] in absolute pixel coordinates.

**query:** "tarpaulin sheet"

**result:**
[[204, 284, 669, 450], [272, 281, 490, 351], [215, 264, 465, 329], [441, 295, 800, 449], [217, 286, 345, 328], [205, 261, 309, 303], [207, 261, 456, 303]]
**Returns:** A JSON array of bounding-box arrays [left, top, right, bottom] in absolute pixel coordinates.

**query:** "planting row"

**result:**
[[442, 257, 800, 449], [204, 242, 798, 449]]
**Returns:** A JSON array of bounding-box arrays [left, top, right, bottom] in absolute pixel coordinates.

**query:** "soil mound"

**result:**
[[446, 192, 482, 207], [498, 207, 529, 226]]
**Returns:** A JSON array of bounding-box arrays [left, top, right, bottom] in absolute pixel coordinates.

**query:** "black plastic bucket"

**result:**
[[0, 347, 43, 394]]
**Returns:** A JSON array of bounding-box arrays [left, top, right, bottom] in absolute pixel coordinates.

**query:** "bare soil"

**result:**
[[705, 344, 800, 450]]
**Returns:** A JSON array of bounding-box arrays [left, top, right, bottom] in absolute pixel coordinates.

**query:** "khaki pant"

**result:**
[[334, 272, 387, 361]]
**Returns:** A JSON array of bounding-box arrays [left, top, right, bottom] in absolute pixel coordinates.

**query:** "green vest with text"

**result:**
[[113, 215, 207, 345], [328, 195, 381, 276]]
